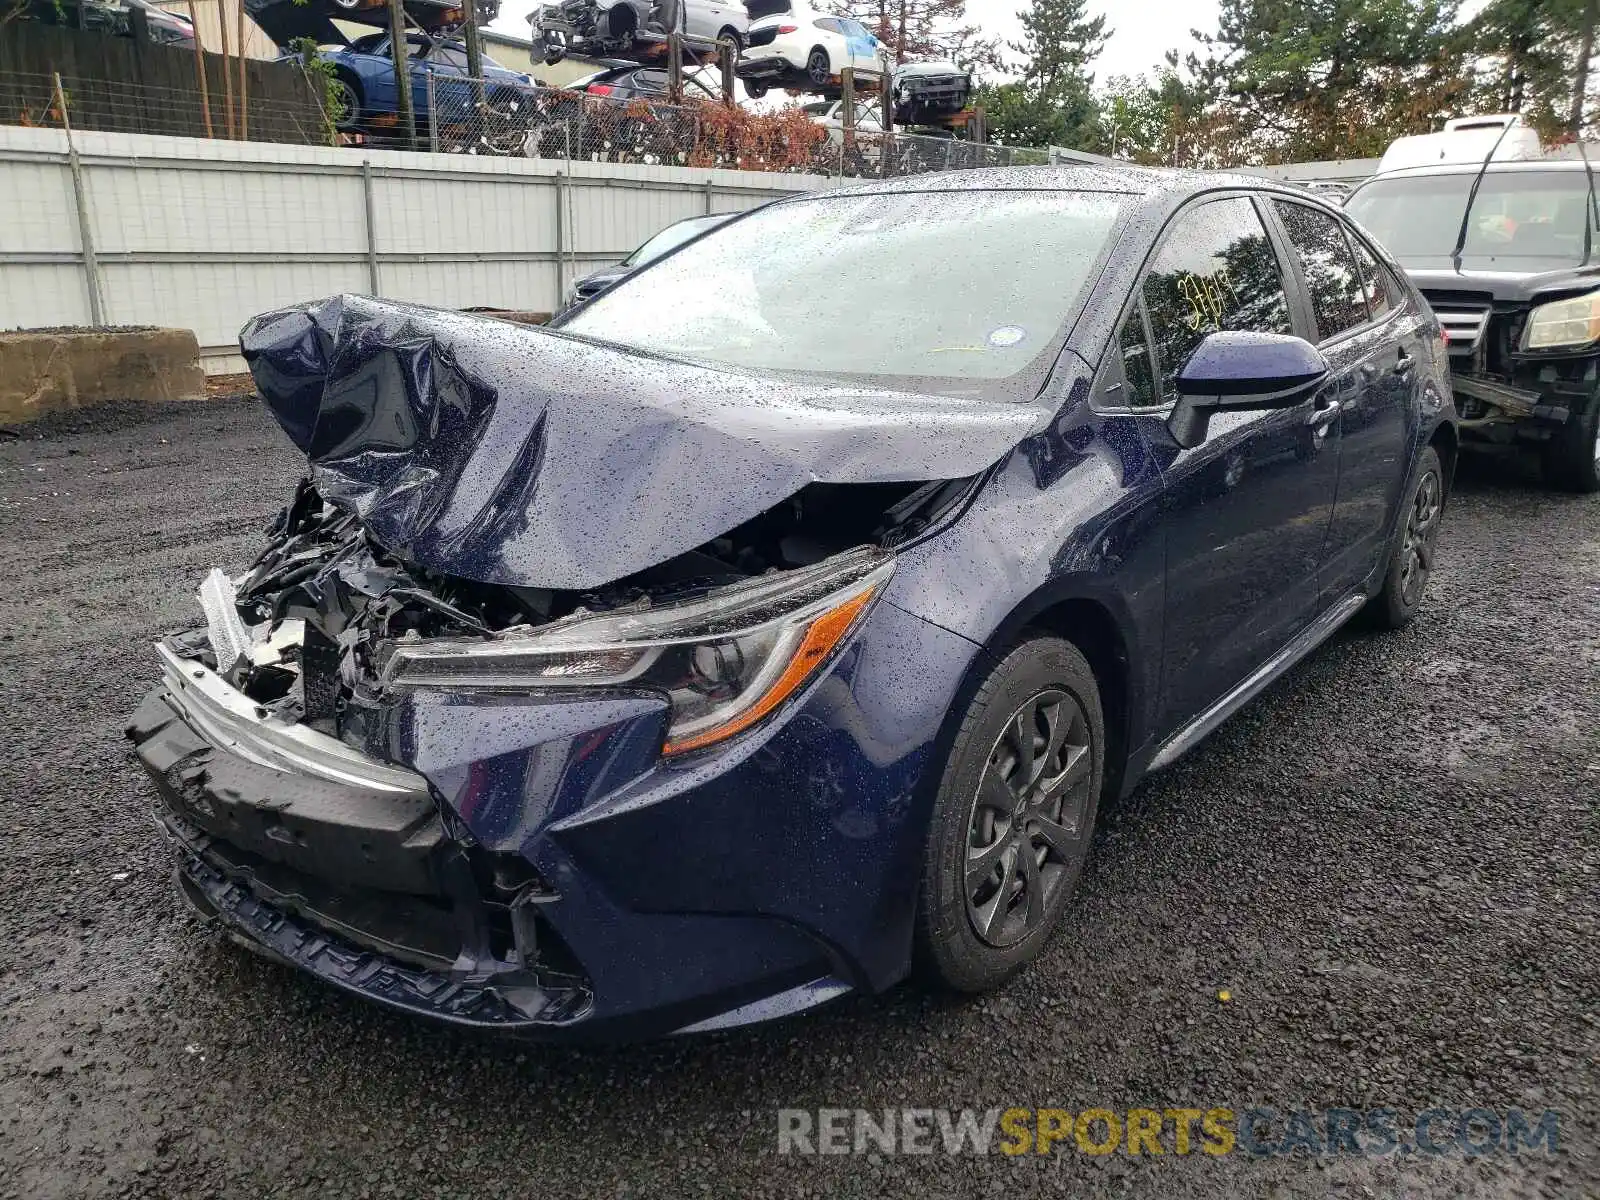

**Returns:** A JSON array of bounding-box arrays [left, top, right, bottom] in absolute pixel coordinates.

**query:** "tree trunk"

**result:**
[[1509, 34, 1529, 112], [1572, 0, 1596, 139]]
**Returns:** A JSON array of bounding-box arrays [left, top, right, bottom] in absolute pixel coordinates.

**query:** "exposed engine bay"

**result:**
[[198, 474, 971, 738]]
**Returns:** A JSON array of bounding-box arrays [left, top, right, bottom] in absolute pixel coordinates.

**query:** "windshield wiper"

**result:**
[[1451, 121, 1519, 272]]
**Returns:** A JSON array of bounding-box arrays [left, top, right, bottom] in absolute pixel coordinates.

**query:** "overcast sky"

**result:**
[[491, 1, 1221, 81], [968, 0, 1218, 82]]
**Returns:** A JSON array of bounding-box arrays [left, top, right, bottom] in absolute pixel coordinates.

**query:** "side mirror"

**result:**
[[1168, 331, 1329, 449]]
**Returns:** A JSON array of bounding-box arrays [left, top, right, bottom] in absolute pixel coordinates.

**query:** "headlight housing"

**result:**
[[381, 547, 895, 755], [1524, 290, 1600, 351]]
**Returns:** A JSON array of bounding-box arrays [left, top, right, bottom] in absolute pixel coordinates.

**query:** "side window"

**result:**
[[1117, 304, 1158, 408], [1142, 197, 1294, 401], [1274, 202, 1369, 340], [1348, 234, 1397, 322], [814, 17, 840, 32]]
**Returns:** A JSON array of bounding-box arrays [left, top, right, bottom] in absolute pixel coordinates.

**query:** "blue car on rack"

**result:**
[[130, 167, 1456, 1042], [312, 31, 538, 133]]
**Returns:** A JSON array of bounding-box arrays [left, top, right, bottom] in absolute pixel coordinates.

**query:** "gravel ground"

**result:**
[[0, 399, 1595, 1199]]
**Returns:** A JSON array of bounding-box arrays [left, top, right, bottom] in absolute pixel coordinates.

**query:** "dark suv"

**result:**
[[1346, 158, 1600, 491]]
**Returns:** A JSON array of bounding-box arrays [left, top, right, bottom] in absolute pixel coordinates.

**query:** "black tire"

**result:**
[[1539, 398, 1600, 492], [1367, 446, 1445, 630], [915, 635, 1104, 993], [329, 73, 361, 132], [717, 26, 743, 54], [807, 47, 831, 86], [744, 79, 768, 98]]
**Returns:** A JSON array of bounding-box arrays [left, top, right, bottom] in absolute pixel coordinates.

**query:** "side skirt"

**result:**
[[1147, 592, 1368, 772]]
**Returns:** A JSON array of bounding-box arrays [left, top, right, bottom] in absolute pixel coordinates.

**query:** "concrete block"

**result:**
[[0, 327, 206, 424]]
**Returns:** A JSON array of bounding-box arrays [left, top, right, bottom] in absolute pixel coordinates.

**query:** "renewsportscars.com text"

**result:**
[[777, 1106, 1561, 1158]]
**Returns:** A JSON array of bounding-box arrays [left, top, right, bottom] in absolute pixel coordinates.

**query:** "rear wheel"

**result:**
[[717, 26, 743, 56], [915, 635, 1104, 993], [1539, 398, 1600, 493], [807, 47, 831, 86], [745, 79, 768, 98], [1367, 446, 1444, 630]]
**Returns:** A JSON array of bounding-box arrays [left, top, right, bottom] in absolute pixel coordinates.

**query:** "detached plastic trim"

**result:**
[[155, 642, 427, 796]]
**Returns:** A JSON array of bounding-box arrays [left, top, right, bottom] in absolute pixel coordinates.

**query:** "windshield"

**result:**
[[623, 214, 733, 267], [1346, 170, 1597, 266], [562, 189, 1127, 399]]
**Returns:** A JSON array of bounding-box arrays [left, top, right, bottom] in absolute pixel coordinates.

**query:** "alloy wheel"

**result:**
[[1398, 468, 1442, 607], [963, 688, 1093, 949], [329, 79, 358, 129], [808, 51, 831, 86]]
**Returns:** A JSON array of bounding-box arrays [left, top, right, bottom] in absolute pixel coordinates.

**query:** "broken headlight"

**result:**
[[1524, 290, 1600, 351], [381, 547, 895, 755]]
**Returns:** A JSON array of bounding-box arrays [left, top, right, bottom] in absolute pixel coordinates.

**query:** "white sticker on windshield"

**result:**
[[988, 325, 1027, 348]]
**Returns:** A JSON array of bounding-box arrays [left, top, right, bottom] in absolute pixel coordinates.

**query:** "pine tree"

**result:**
[[828, 1, 1002, 72], [979, 0, 1110, 150], [1185, 0, 1468, 161], [1467, 0, 1592, 139], [1010, 0, 1110, 96]]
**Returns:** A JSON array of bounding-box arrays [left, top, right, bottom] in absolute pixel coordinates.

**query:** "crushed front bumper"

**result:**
[[128, 673, 596, 1031], [129, 580, 984, 1040]]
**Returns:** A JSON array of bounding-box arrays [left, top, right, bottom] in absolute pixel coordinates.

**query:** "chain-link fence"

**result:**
[[3, 62, 1046, 179], [413, 74, 1048, 178], [1, 69, 332, 146]]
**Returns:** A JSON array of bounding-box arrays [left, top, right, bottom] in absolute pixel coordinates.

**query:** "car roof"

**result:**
[[1369, 158, 1591, 180], [821, 164, 1315, 203]]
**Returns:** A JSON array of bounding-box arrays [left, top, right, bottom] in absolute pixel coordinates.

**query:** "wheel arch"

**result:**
[[611, 3, 639, 34], [931, 581, 1140, 811], [1008, 594, 1133, 805], [1428, 418, 1458, 499], [332, 63, 364, 99]]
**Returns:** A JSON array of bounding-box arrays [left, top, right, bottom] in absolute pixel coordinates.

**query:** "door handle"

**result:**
[[1394, 348, 1416, 378], [1307, 396, 1342, 429]]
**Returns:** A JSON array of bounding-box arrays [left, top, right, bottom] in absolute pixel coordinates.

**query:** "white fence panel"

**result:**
[[0, 124, 832, 373]]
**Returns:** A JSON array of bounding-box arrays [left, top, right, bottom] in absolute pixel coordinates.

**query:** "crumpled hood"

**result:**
[[240, 294, 1048, 590]]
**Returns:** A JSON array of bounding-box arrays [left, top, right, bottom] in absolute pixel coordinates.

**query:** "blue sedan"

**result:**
[[318, 31, 536, 133], [133, 167, 1455, 1041]]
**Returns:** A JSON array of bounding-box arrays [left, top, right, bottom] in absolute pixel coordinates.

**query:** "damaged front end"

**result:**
[[129, 293, 1022, 1037], [133, 473, 965, 1031]]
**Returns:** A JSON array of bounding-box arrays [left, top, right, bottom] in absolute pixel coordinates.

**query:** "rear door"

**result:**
[[1269, 199, 1413, 602], [1127, 195, 1344, 734]]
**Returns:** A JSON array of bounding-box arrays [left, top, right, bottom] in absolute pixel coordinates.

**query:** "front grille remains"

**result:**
[[1435, 307, 1491, 354], [1422, 289, 1493, 356]]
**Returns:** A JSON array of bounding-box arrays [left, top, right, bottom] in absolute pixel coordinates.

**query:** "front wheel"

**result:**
[[915, 635, 1104, 993], [744, 79, 768, 98], [806, 47, 831, 86], [1367, 446, 1444, 630], [328, 74, 361, 131], [1540, 400, 1600, 492]]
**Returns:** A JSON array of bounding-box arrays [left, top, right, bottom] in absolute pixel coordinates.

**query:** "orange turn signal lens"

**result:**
[[662, 585, 877, 756]]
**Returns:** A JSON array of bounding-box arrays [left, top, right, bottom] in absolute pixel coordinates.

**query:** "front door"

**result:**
[[1125, 196, 1343, 736]]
